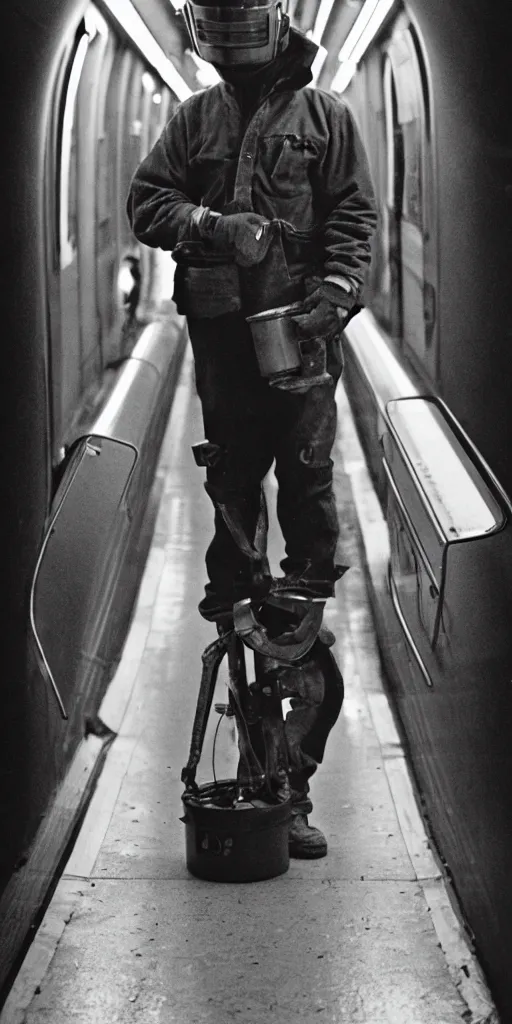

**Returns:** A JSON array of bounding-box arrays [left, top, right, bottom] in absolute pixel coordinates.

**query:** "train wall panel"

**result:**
[[0, 313, 187, 1001], [0, 0, 88, 886], [395, 2, 512, 493], [0, 0, 188, 1006]]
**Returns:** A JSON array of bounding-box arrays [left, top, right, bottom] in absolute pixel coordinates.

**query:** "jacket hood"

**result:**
[[215, 28, 318, 98]]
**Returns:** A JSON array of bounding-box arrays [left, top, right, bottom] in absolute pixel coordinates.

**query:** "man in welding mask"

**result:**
[[127, 0, 376, 858]]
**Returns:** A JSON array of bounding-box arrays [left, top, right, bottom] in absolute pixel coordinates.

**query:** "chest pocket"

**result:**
[[261, 135, 321, 197]]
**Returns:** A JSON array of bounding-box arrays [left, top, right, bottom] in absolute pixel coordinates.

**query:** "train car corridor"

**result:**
[[1, 354, 497, 1024]]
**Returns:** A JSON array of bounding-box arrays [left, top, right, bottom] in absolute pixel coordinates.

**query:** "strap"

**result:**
[[181, 633, 230, 791], [181, 632, 267, 797], [269, 372, 332, 393], [212, 496, 325, 662], [233, 103, 270, 212], [225, 634, 266, 793], [217, 502, 263, 563]]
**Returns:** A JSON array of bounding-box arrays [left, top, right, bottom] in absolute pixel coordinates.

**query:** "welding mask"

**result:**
[[183, 0, 289, 67]]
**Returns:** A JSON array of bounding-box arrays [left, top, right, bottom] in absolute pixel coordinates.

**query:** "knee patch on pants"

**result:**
[[278, 383, 338, 472], [297, 401, 337, 469]]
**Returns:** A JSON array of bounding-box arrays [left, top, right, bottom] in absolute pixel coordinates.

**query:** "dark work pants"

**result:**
[[188, 312, 343, 610], [188, 312, 345, 806], [257, 638, 344, 814]]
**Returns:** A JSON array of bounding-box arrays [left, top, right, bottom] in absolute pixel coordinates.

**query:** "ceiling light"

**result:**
[[311, 0, 335, 44], [103, 0, 192, 100], [142, 71, 156, 92], [331, 0, 396, 92]]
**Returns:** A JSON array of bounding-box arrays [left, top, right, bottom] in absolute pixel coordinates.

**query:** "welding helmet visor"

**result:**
[[183, 0, 289, 67]]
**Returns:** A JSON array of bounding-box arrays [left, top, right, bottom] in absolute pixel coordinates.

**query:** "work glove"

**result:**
[[209, 212, 273, 267], [291, 277, 356, 339]]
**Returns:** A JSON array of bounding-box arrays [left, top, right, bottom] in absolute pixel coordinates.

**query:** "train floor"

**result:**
[[2, 351, 497, 1024]]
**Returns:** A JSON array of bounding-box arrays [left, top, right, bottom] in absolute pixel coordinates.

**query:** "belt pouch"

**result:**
[[173, 261, 242, 318]]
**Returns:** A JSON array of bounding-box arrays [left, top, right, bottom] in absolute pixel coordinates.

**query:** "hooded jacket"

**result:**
[[127, 30, 377, 316]]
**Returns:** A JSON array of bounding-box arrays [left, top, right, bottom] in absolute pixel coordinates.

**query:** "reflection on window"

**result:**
[[60, 33, 89, 270], [383, 58, 396, 212], [96, 49, 115, 252], [381, 56, 396, 299], [388, 31, 424, 232], [402, 120, 422, 230]]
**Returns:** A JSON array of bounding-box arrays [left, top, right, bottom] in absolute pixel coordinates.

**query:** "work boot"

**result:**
[[288, 812, 327, 859]]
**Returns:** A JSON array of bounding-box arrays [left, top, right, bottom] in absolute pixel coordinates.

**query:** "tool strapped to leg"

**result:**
[[221, 493, 326, 658], [182, 629, 282, 798], [181, 633, 230, 793], [192, 440, 327, 660], [233, 594, 325, 663], [227, 630, 268, 790], [180, 631, 292, 883]]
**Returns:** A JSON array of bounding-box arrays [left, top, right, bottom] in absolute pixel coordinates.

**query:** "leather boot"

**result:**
[[288, 810, 327, 859]]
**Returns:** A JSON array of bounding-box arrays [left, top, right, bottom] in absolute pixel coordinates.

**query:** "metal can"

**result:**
[[246, 302, 303, 379]]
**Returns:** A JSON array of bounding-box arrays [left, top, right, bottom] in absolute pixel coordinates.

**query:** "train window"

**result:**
[[103, 48, 124, 244], [383, 59, 399, 213], [143, 72, 165, 153], [386, 29, 432, 367], [402, 121, 422, 230], [74, 7, 112, 394], [96, 44, 126, 360], [60, 33, 89, 270], [390, 33, 423, 233], [381, 54, 404, 339], [129, 66, 148, 176], [56, 7, 114, 441], [56, 25, 92, 442], [116, 54, 145, 253], [96, 34, 116, 253]]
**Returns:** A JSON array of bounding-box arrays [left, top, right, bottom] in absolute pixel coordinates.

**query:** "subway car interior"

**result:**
[[0, 0, 510, 1021]]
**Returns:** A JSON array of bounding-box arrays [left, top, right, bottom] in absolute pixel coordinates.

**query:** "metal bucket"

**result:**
[[246, 302, 303, 379], [182, 780, 291, 882]]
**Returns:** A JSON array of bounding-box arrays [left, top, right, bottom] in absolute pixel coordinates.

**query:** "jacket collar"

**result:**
[[217, 29, 318, 101], [272, 27, 318, 90]]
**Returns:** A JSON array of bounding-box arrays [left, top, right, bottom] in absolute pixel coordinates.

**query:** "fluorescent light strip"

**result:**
[[339, 0, 382, 60], [312, 0, 335, 44], [102, 0, 192, 100], [330, 58, 357, 93], [347, 0, 396, 64], [331, 0, 396, 92], [311, 44, 328, 85]]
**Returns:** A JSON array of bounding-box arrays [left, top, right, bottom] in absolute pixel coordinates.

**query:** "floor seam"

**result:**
[[78, 875, 422, 883]]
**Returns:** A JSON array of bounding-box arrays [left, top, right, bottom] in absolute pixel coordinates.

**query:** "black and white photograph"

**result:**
[[0, 1, 509, 1021]]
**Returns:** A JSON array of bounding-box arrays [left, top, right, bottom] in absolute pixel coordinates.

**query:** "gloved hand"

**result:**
[[292, 278, 355, 339], [210, 212, 272, 267]]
